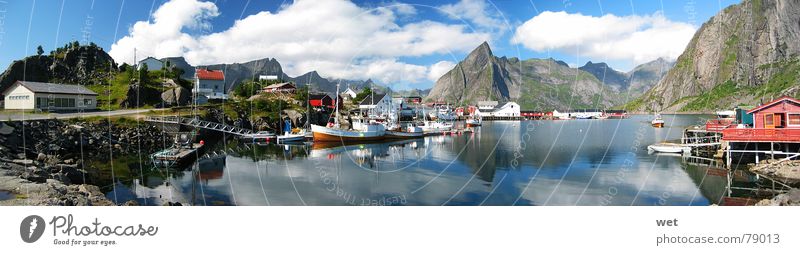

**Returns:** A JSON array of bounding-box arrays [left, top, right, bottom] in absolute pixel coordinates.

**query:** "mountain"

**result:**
[[626, 58, 674, 95], [579, 61, 630, 91], [629, 0, 800, 112], [163, 57, 381, 95], [425, 42, 623, 110], [0, 44, 116, 94]]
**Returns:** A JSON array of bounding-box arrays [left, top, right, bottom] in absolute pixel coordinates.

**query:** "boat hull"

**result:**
[[385, 130, 424, 139], [311, 124, 385, 142]]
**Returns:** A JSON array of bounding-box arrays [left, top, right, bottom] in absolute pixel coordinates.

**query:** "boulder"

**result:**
[[161, 86, 191, 106]]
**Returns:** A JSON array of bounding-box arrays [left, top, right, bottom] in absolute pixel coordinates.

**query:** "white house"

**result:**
[[478, 102, 520, 118], [3, 81, 97, 110], [478, 101, 498, 110], [138, 57, 163, 71], [259, 75, 279, 81], [342, 87, 358, 99], [194, 68, 226, 100], [359, 93, 392, 116]]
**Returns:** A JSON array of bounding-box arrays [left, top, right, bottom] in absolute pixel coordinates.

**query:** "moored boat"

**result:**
[[647, 142, 691, 154], [466, 115, 482, 127], [385, 125, 424, 139], [651, 114, 665, 128]]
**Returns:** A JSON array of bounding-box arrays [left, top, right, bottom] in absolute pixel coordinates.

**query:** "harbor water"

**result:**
[[96, 114, 763, 205]]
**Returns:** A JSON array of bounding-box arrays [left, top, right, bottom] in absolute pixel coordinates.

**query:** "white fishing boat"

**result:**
[[651, 114, 665, 128], [312, 84, 386, 142], [647, 142, 691, 154], [421, 121, 453, 134]]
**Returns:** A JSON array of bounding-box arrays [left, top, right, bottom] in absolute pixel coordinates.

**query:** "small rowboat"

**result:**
[[647, 143, 690, 154]]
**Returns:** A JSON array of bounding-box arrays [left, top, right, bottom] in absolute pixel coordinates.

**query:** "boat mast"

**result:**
[[334, 83, 340, 127]]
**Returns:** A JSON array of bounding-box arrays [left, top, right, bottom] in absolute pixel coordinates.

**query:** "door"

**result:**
[[764, 113, 775, 129]]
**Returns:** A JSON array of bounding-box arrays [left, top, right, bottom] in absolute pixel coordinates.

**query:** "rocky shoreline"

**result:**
[[0, 119, 171, 205]]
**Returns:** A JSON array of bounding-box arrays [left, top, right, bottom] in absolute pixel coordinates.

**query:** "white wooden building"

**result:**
[[359, 93, 392, 116], [3, 81, 98, 110], [478, 102, 520, 118]]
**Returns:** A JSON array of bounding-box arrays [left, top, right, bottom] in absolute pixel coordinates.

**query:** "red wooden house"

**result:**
[[309, 94, 341, 109], [723, 96, 800, 165], [723, 96, 800, 142]]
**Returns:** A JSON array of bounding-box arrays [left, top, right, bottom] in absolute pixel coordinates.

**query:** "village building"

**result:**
[[262, 82, 296, 95], [194, 69, 226, 101], [521, 111, 545, 119], [723, 96, 800, 164], [309, 94, 339, 109], [258, 75, 279, 81], [138, 57, 163, 71], [478, 101, 498, 110], [342, 87, 358, 99], [2, 81, 97, 111], [478, 102, 520, 118], [405, 96, 422, 104], [359, 93, 392, 116]]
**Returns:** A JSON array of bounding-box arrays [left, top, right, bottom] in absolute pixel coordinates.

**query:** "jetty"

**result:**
[[144, 116, 254, 136]]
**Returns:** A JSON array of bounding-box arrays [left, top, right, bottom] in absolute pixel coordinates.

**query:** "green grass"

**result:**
[[680, 80, 738, 111]]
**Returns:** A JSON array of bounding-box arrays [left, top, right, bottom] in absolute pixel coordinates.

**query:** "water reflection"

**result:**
[[101, 115, 773, 205]]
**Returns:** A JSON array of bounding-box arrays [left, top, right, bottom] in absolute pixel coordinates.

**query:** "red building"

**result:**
[[723, 96, 800, 164], [405, 96, 422, 104], [521, 111, 545, 118], [263, 82, 296, 94], [309, 94, 340, 109]]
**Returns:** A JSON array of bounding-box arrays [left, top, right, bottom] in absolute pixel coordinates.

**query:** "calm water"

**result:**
[[100, 114, 763, 205]]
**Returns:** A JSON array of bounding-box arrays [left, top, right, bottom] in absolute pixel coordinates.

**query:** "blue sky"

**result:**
[[0, 0, 740, 90]]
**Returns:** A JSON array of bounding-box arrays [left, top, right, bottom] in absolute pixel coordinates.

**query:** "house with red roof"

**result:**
[[722, 96, 800, 164], [194, 68, 226, 101]]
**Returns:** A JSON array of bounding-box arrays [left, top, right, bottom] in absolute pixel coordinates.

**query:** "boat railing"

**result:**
[[722, 127, 800, 142]]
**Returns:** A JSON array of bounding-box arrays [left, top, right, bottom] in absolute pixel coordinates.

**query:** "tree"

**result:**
[[139, 63, 149, 85], [36, 45, 44, 56], [354, 87, 372, 103]]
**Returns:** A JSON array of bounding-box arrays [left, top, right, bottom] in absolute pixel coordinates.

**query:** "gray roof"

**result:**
[[15, 81, 98, 96], [359, 93, 386, 106]]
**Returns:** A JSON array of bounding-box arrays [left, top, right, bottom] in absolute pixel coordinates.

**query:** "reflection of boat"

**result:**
[[651, 114, 664, 127], [647, 142, 690, 154], [309, 138, 422, 158]]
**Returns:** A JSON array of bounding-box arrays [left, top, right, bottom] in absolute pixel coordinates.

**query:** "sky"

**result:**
[[0, 0, 741, 90]]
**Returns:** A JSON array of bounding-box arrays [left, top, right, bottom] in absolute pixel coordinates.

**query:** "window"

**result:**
[[84, 99, 92, 106], [765, 113, 775, 127], [789, 114, 800, 125]]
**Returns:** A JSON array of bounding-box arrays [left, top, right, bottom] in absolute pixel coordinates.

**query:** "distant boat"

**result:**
[[651, 114, 665, 128], [466, 115, 482, 127], [647, 143, 690, 154]]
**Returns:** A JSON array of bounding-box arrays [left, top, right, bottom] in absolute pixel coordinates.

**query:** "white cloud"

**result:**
[[438, 0, 506, 32], [428, 60, 456, 82], [109, 0, 490, 85], [511, 11, 696, 65]]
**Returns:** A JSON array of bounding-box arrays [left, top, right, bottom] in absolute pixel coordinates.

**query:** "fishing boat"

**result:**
[[421, 120, 453, 134], [651, 114, 665, 128], [466, 114, 482, 127], [312, 84, 386, 142], [385, 124, 424, 139], [647, 142, 691, 154]]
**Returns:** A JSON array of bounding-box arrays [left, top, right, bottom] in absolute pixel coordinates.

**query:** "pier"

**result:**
[[144, 116, 254, 136]]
